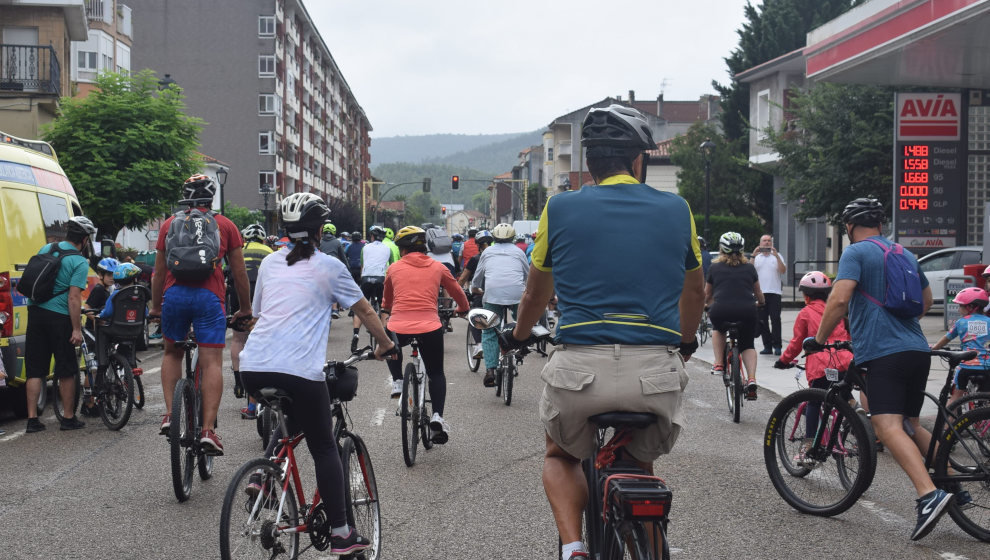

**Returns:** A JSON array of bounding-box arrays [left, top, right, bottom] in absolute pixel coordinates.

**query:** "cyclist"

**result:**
[[706, 232, 764, 399], [229, 224, 273, 420], [459, 229, 493, 360], [350, 225, 394, 353], [380, 226, 469, 441], [94, 262, 145, 375], [451, 233, 464, 275], [238, 193, 394, 556], [806, 197, 945, 541], [319, 222, 347, 263], [930, 287, 990, 404], [150, 175, 253, 455], [81, 257, 120, 417], [382, 227, 400, 262], [502, 104, 703, 560], [344, 231, 364, 282], [460, 227, 479, 269], [471, 222, 529, 387]]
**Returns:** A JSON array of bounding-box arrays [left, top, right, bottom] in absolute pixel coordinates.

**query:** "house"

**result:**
[[72, 0, 133, 98], [0, 1, 88, 138], [447, 209, 486, 234]]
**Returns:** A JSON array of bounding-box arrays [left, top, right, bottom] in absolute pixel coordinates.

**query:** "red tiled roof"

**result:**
[[494, 171, 512, 180], [647, 138, 673, 158], [372, 200, 405, 211]]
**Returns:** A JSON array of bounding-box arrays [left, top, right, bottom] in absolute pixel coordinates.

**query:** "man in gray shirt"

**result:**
[[471, 223, 530, 386]]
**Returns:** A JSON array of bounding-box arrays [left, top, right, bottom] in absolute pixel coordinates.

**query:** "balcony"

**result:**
[[557, 141, 572, 157], [86, 0, 113, 24], [117, 4, 133, 39], [0, 45, 61, 96]]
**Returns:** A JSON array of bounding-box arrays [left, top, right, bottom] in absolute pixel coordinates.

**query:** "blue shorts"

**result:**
[[162, 285, 227, 347]]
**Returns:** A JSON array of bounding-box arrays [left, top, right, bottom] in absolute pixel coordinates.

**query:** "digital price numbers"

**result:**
[[899, 145, 929, 210]]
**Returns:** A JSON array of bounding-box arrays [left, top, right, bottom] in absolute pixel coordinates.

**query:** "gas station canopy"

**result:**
[[805, 0, 990, 88]]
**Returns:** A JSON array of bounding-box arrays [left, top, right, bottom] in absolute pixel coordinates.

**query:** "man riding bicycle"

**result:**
[[502, 104, 704, 560], [150, 174, 253, 455], [350, 225, 394, 353]]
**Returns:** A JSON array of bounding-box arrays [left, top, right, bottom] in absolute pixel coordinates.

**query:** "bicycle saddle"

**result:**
[[254, 387, 292, 408], [931, 349, 978, 363], [589, 412, 657, 430]]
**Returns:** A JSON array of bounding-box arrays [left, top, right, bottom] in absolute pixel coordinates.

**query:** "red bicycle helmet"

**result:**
[[953, 287, 989, 307]]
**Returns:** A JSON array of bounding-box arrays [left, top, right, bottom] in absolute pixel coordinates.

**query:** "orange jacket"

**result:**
[[460, 238, 478, 268], [383, 252, 469, 334]]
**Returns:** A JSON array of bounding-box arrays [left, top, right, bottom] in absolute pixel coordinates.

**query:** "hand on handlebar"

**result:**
[[374, 340, 398, 361], [226, 314, 255, 332], [801, 337, 824, 354], [773, 359, 796, 369]]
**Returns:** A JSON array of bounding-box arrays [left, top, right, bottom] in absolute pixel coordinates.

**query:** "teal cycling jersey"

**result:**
[[531, 174, 701, 345]]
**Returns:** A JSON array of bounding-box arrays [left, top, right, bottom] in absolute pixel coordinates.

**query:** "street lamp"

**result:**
[[215, 166, 228, 215], [699, 138, 716, 244], [158, 73, 176, 90], [260, 182, 274, 232]]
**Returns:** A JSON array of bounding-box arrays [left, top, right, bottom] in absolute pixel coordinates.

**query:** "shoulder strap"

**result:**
[[855, 237, 889, 308]]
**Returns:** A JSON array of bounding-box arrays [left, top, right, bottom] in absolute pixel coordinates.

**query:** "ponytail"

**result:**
[[286, 229, 319, 266]]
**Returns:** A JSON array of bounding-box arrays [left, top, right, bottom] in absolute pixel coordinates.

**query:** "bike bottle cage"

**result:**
[[603, 474, 672, 521]]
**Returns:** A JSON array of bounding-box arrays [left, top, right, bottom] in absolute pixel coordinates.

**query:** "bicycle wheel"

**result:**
[[197, 393, 214, 481], [219, 457, 300, 559], [52, 373, 81, 422], [132, 375, 145, 409], [949, 392, 990, 419], [99, 353, 135, 430], [603, 518, 653, 560], [170, 378, 196, 502], [697, 314, 709, 346], [401, 363, 419, 467], [419, 374, 433, 450], [775, 401, 813, 478], [934, 406, 990, 541], [465, 325, 481, 372], [763, 389, 876, 516], [724, 347, 741, 423], [259, 406, 277, 450], [341, 434, 381, 560], [495, 364, 504, 397], [502, 362, 514, 406]]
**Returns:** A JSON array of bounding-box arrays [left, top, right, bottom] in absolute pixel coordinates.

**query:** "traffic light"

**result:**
[[423, 177, 431, 193], [442, 206, 447, 216], [451, 175, 459, 190]]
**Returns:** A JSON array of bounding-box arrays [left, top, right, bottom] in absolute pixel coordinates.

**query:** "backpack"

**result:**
[[100, 285, 151, 341], [17, 243, 80, 302], [857, 238, 924, 319], [425, 227, 452, 254], [164, 208, 221, 283]]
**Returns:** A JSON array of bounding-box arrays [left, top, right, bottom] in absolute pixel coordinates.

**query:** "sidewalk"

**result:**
[[692, 306, 950, 415]]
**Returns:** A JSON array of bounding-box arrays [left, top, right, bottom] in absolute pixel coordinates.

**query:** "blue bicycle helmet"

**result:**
[[113, 262, 141, 281], [97, 258, 119, 275]]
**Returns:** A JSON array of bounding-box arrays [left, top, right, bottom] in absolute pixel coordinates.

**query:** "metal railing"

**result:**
[[0, 44, 61, 96], [86, 0, 113, 24], [790, 259, 840, 299]]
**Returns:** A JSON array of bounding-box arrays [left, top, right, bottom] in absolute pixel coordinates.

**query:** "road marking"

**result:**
[[858, 499, 907, 526], [0, 430, 25, 442], [371, 408, 386, 427], [142, 366, 161, 375], [939, 553, 970, 560], [687, 397, 712, 409]]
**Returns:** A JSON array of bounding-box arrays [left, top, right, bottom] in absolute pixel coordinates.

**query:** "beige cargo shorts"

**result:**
[[539, 343, 689, 462]]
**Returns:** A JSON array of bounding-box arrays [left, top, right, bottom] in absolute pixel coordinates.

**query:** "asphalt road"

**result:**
[[0, 321, 987, 559]]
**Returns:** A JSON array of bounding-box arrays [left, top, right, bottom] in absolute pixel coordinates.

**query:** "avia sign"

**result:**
[[896, 93, 961, 141]]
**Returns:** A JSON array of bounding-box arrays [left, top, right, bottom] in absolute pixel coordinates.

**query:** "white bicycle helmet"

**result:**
[[718, 232, 745, 254], [280, 193, 330, 238], [241, 223, 266, 243], [492, 223, 515, 242], [67, 216, 97, 237]]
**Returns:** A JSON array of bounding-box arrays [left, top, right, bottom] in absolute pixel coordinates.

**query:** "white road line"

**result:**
[[687, 397, 712, 409], [142, 366, 161, 375], [0, 430, 25, 442], [939, 552, 970, 560], [858, 499, 908, 526], [371, 408, 386, 427]]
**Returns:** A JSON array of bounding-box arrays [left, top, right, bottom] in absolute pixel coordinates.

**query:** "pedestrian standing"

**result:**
[[753, 234, 786, 355]]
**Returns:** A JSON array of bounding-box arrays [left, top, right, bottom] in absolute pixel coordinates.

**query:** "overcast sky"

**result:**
[[307, 0, 754, 138]]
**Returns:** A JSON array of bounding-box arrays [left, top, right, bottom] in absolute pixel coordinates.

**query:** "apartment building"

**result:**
[[0, 1, 88, 138], [127, 0, 372, 213], [72, 0, 133, 97]]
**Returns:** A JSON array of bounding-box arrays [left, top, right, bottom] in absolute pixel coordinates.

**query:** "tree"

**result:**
[[223, 202, 264, 230], [526, 182, 545, 218], [43, 70, 203, 240], [763, 82, 896, 222], [669, 122, 773, 230]]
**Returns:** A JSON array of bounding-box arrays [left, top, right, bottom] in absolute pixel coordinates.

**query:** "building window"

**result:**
[[757, 89, 771, 141], [259, 132, 275, 155], [259, 171, 275, 190], [77, 51, 97, 70], [258, 16, 276, 37], [259, 93, 278, 115], [259, 55, 276, 77]]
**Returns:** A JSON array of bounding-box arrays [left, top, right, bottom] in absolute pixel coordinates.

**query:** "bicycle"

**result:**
[[718, 321, 745, 423], [397, 334, 435, 467], [696, 309, 711, 346], [764, 342, 990, 542], [220, 348, 381, 560]]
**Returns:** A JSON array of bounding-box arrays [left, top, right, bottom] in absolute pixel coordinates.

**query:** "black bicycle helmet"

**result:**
[[182, 174, 218, 200], [840, 198, 886, 227], [581, 104, 657, 157], [369, 225, 386, 240], [351, 232, 363, 242], [280, 193, 330, 239]]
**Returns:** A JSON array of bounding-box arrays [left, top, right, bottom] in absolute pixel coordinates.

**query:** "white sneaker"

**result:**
[[390, 379, 402, 398], [472, 344, 484, 360], [429, 412, 449, 444]]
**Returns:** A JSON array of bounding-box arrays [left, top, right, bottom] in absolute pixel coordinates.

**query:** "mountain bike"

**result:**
[[220, 348, 381, 559], [696, 309, 711, 346], [719, 321, 745, 423], [167, 327, 215, 502], [398, 335, 434, 467], [765, 343, 990, 542]]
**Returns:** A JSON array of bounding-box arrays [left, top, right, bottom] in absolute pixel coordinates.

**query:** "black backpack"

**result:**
[[100, 285, 151, 341], [164, 208, 222, 282], [17, 243, 80, 303]]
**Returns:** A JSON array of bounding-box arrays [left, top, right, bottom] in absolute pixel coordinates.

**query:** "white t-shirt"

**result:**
[[239, 248, 364, 381], [361, 241, 392, 277], [753, 252, 784, 295]]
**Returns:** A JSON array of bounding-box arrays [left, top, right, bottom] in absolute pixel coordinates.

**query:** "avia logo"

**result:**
[[897, 93, 961, 140], [905, 238, 946, 248]]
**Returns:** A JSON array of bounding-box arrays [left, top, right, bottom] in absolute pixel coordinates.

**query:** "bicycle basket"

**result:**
[[325, 363, 359, 401], [606, 475, 672, 521]]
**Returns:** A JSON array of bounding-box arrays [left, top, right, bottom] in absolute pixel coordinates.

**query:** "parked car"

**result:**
[[917, 246, 983, 306]]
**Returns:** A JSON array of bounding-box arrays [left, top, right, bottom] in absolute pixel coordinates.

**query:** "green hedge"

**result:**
[[693, 214, 766, 252]]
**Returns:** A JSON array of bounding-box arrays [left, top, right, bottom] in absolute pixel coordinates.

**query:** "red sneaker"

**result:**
[[159, 414, 171, 435], [200, 429, 224, 456]]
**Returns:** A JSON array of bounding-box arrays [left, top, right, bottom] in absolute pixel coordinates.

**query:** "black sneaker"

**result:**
[[330, 529, 371, 555], [759, 348, 773, 355], [60, 416, 86, 431], [483, 369, 496, 387], [911, 488, 953, 540], [80, 403, 99, 418], [350, 334, 359, 354], [26, 418, 46, 433], [331, 310, 341, 320]]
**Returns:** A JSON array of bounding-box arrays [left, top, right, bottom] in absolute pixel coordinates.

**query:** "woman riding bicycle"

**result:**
[[237, 193, 395, 556], [706, 231, 765, 399], [381, 226, 469, 443]]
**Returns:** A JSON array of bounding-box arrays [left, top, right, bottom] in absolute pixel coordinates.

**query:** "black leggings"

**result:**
[[386, 328, 447, 416], [240, 371, 347, 528]]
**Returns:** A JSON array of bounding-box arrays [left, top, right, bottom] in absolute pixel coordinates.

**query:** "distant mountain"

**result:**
[[371, 130, 544, 175]]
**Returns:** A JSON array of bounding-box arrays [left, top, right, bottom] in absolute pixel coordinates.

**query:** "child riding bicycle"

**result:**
[[930, 287, 990, 403]]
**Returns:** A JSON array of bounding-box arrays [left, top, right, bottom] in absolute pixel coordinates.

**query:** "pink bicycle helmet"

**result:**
[[799, 271, 832, 293], [982, 264, 990, 278], [953, 287, 989, 306]]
